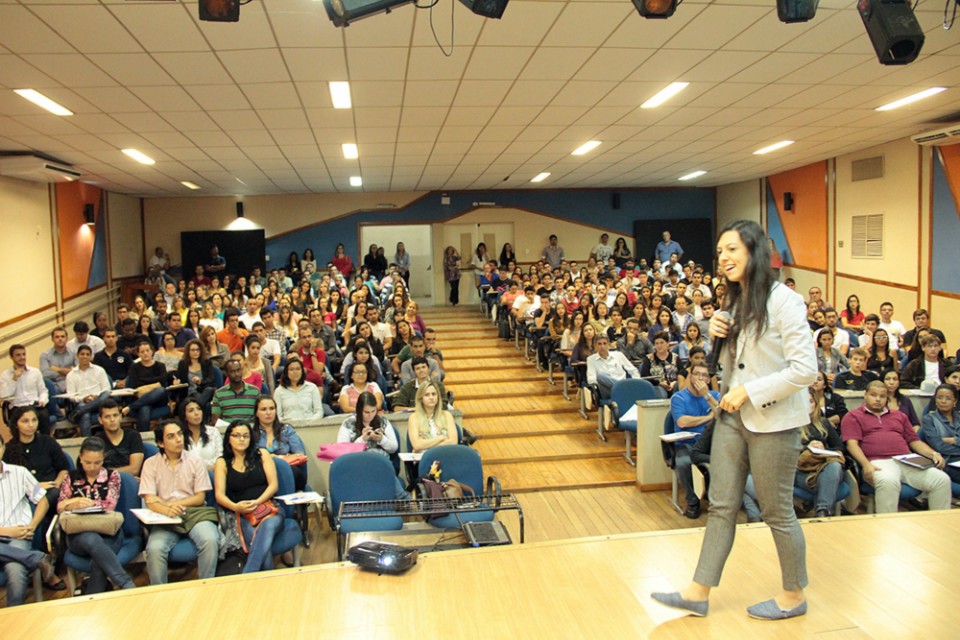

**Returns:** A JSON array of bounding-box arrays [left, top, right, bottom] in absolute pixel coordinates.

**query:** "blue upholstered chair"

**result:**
[[270, 458, 304, 566], [417, 445, 498, 530], [165, 473, 217, 566], [793, 472, 852, 516], [63, 471, 144, 594], [142, 441, 160, 460], [329, 452, 404, 560], [599, 378, 659, 465]]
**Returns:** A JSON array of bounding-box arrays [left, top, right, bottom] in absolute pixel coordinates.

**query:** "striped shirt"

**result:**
[[0, 462, 45, 527], [211, 382, 260, 421]]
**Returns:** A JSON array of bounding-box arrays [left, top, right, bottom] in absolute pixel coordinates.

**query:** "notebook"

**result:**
[[462, 521, 511, 547], [893, 454, 934, 470]]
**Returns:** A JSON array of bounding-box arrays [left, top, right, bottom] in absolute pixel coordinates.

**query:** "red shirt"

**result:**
[[296, 347, 327, 387], [840, 404, 918, 461]]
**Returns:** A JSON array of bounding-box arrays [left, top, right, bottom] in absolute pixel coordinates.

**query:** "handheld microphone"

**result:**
[[708, 310, 733, 375]]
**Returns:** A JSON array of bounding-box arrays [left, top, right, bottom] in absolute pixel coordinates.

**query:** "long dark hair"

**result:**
[[222, 421, 261, 471], [179, 398, 210, 447], [350, 391, 382, 439], [253, 396, 286, 447], [719, 220, 774, 352]]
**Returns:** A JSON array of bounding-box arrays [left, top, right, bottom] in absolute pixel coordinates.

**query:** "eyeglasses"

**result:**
[[230, 433, 251, 440]]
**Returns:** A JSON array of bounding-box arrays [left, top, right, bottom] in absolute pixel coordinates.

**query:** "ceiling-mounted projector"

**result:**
[[322, 0, 415, 27]]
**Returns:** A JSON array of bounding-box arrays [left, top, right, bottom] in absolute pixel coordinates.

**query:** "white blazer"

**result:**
[[720, 283, 817, 433]]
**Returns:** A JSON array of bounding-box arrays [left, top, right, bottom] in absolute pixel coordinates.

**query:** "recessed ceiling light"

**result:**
[[531, 172, 551, 183], [641, 82, 689, 109], [875, 87, 947, 111], [13, 89, 73, 116], [349, 176, 362, 187], [329, 81, 352, 109], [235, 177, 247, 186], [753, 140, 794, 155], [121, 148, 155, 165], [180, 181, 201, 190], [342, 143, 359, 159], [571, 141, 601, 156], [678, 170, 706, 181]]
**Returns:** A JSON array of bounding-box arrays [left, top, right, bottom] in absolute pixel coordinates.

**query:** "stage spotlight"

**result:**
[[459, 0, 510, 19], [198, 0, 240, 22], [777, 0, 819, 22], [322, 0, 416, 27], [632, 0, 677, 19], [857, 0, 925, 66]]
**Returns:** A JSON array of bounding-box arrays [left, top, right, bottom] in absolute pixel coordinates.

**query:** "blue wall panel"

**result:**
[[265, 188, 715, 270], [765, 184, 793, 265], [87, 208, 108, 289], [932, 150, 960, 295]]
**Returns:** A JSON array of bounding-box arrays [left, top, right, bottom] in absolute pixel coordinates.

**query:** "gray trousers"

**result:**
[[693, 412, 808, 591]]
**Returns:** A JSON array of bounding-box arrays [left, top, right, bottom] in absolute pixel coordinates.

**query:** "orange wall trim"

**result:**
[[56, 182, 102, 299], [0, 303, 57, 330], [836, 271, 918, 291], [932, 290, 960, 301], [768, 161, 828, 270]]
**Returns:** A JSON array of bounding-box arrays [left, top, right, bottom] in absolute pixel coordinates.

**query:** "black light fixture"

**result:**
[[322, 0, 416, 27], [199, 0, 240, 22], [236, 202, 244, 218], [632, 0, 678, 19], [459, 0, 510, 19], [776, 0, 819, 22], [857, 0, 925, 65], [83, 203, 95, 226], [784, 192, 794, 212]]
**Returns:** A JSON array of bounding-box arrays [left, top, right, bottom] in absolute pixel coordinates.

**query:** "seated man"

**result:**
[[398, 336, 442, 386], [139, 420, 219, 585], [93, 400, 145, 477], [586, 334, 640, 400], [832, 347, 879, 391], [617, 318, 654, 363], [94, 328, 131, 388], [902, 308, 948, 356], [293, 328, 327, 388], [216, 308, 248, 354], [393, 357, 448, 411], [210, 360, 260, 424], [670, 363, 721, 519], [815, 308, 850, 356], [901, 334, 948, 389], [40, 326, 76, 422], [65, 344, 112, 436], [841, 380, 951, 514], [0, 437, 58, 607], [0, 344, 50, 428], [66, 321, 105, 356]]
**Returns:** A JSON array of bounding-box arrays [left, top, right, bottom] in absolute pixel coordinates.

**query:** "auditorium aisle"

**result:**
[[426, 305, 694, 541]]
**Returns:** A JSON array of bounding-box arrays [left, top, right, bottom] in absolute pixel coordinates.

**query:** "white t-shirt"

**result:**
[[816, 327, 849, 353], [924, 360, 941, 386], [879, 320, 906, 351]]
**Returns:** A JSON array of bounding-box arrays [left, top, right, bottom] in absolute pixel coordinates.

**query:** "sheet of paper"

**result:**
[[620, 404, 638, 423], [399, 452, 423, 462], [110, 388, 137, 396], [276, 491, 325, 505], [130, 508, 182, 525], [807, 446, 842, 458], [658, 431, 698, 442]]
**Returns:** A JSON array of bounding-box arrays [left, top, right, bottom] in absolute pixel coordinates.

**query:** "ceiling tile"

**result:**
[[31, 5, 142, 54], [154, 52, 233, 85], [109, 4, 208, 53], [0, 5, 73, 54], [475, 2, 567, 47], [218, 49, 290, 84], [541, 3, 632, 48], [284, 48, 348, 82]]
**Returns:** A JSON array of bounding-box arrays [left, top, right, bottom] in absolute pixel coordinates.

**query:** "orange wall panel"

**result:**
[[56, 182, 101, 299], [940, 144, 960, 216], [767, 161, 828, 270]]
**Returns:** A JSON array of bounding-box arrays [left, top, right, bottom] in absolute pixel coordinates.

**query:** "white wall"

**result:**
[[107, 192, 143, 278], [0, 176, 55, 323], [717, 179, 762, 230]]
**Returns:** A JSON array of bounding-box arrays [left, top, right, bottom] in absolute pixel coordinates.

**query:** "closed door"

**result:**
[[440, 222, 514, 305]]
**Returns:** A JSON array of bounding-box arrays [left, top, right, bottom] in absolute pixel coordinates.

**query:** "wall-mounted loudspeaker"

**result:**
[[784, 192, 794, 212], [83, 203, 95, 226], [236, 202, 245, 218], [612, 193, 621, 210]]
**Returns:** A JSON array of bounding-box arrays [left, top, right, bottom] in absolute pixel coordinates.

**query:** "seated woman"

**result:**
[[407, 382, 459, 452], [920, 384, 960, 484], [404, 301, 427, 336], [338, 361, 384, 413], [176, 339, 217, 410], [676, 322, 711, 364], [214, 421, 283, 574], [677, 347, 718, 392], [811, 371, 848, 428], [199, 302, 223, 332], [4, 406, 70, 587], [341, 341, 385, 388], [641, 332, 679, 398], [840, 294, 865, 333], [199, 325, 229, 370], [798, 389, 847, 518], [882, 369, 920, 431], [559, 310, 585, 360], [153, 332, 182, 373], [866, 328, 897, 374], [384, 293, 407, 325], [348, 321, 385, 362], [341, 301, 368, 344], [180, 398, 222, 470], [815, 330, 848, 385], [122, 341, 175, 432], [253, 396, 308, 491], [389, 319, 413, 358], [336, 392, 407, 498], [56, 436, 134, 593], [274, 357, 329, 422], [244, 335, 274, 394], [648, 308, 681, 344]]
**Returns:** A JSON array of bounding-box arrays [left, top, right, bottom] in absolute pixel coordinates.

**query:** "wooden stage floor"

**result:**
[[2, 510, 956, 639]]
